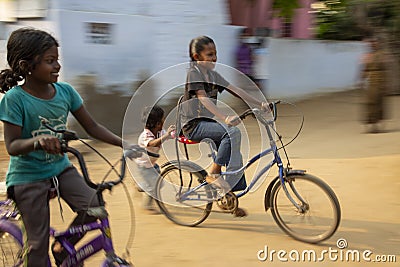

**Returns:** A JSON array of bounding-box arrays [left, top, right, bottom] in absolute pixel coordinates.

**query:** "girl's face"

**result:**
[[155, 117, 165, 132], [195, 43, 217, 70], [30, 45, 61, 84]]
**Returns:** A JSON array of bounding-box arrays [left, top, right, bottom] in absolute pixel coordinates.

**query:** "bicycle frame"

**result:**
[[49, 144, 129, 266], [50, 216, 120, 266], [176, 107, 305, 212]]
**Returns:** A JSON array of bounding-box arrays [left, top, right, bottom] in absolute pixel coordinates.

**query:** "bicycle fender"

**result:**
[[264, 176, 279, 212], [264, 169, 306, 212], [160, 160, 207, 177], [0, 219, 23, 245]]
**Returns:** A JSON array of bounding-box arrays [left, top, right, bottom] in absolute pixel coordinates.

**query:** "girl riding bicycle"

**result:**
[[0, 27, 125, 267], [182, 35, 268, 217]]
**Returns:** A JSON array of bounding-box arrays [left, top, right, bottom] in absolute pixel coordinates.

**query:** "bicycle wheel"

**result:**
[[270, 173, 341, 243], [155, 162, 213, 226], [0, 220, 24, 267]]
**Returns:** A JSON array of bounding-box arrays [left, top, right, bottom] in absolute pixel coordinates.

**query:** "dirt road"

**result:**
[[1, 89, 399, 266]]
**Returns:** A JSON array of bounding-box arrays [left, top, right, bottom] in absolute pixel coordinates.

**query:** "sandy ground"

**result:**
[[0, 89, 399, 266]]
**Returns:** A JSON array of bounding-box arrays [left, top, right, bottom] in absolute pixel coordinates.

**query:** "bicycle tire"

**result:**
[[0, 220, 24, 267], [270, 173, 341, 243], [155, 162, 213, 227]]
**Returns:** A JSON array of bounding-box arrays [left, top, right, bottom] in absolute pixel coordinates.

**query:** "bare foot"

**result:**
[[52, 241, 63, 253]]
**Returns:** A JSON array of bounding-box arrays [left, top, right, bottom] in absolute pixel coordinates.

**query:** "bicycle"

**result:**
[[155, 100, 341, 244], [0, 120, 158, 266]]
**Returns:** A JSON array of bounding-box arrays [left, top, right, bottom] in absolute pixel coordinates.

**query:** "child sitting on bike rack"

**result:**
[[0, 27, 125, 267], [182, 36, 269, 217], [135, 105, 175, 212]]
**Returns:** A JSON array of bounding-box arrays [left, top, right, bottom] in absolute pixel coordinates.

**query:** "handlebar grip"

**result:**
[[270, 100, 280, 121]]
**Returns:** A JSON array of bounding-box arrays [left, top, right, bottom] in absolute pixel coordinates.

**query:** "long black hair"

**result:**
[[0, 27, 59, 93]]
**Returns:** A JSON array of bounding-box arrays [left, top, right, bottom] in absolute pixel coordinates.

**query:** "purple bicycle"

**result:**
[[0, 121, 157, 267]]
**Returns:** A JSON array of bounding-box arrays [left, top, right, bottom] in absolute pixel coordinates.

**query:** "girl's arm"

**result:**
[[195, 90, 239, 125], [196, 89, 226, 121], [3, 121, 61, 155], [226, 84, 266, 107], [72, 105, 122, 147], [147, 125, 176, 148]]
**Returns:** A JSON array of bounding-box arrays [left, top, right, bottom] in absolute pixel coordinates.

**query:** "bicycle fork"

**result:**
[[278, 167, 309, 214]]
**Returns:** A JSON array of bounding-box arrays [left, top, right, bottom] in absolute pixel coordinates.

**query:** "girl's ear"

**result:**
[[18, 60, 31, 75], [193, 53, 200, 61]]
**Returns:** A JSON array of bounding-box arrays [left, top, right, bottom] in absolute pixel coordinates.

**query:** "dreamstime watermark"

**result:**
[[257, 238, 397, 263]]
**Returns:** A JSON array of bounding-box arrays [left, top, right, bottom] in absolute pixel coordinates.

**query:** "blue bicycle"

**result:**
[[0, 121, 157, 266], [155, 101, 341, 244]]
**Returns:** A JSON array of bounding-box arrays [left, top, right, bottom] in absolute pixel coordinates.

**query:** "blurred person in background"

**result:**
[[359, 35, 388, 133], [252, 37, 269, 95], [235, 28, 255, 84]]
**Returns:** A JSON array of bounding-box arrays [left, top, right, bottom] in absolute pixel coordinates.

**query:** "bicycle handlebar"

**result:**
[[39, 119, 159, 191], [236, 100, 280, 125]]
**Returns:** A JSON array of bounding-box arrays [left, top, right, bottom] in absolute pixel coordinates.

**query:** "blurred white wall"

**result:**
[[0, 0, 367, 101], [265, 38, 367, 99]]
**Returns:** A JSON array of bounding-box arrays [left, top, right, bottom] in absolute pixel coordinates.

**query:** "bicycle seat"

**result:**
[[177, 135, 199, 145]]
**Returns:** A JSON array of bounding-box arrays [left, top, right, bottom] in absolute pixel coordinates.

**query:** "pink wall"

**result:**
[[227, 0, 314, 39]]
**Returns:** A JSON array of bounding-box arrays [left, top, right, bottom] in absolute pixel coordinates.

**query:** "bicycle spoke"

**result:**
[[156, 164, 212, 226], [270, 173, 341, 243]]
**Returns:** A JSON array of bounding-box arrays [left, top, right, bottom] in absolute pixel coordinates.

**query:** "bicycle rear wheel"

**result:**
[[0, 220, 24, 267], [155, 163, 213, 226], [270, 173, 341, 243]]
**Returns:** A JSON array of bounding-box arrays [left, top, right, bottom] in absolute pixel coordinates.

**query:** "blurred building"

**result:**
[[0, 0, 365, 135], [227, 0, 315, 39], [0, 0, 242, 135]]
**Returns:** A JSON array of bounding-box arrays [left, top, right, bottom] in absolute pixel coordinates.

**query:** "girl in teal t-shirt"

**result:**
[[0, 28, 123, 267]]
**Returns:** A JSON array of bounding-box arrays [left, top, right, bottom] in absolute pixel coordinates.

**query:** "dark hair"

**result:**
[[142, 105, 164, 130], [0, 27, 59, 93], [189, 36, 215, 62]]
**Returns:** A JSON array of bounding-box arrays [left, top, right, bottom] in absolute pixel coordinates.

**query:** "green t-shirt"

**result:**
[[0, 82, 83, 186]]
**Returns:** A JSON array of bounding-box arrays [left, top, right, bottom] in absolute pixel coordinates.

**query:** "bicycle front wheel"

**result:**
[[0, 220, 24, 267], [270, 173, 341, 243], [155, 163, 213, 227]]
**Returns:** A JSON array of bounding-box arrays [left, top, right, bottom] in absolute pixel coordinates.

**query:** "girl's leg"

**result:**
[[188, 121, 247, 194], [138, 165, 160, 211], [53, 166, 101, 265], [188, 121, 227, 178], [13, 180, 52, 267]]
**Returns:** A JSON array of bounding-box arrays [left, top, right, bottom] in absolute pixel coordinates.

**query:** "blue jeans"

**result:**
[[187, 120, 246, 191]]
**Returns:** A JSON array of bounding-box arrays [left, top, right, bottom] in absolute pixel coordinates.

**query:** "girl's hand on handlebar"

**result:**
[[124, 144, 160, 160], [261, 102, 271, 113], [35, 135, 62, 155], [225, 115, 241, 126]]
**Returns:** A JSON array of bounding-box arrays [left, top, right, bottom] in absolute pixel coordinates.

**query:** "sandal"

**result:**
[[205, 173, 231, 193]]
